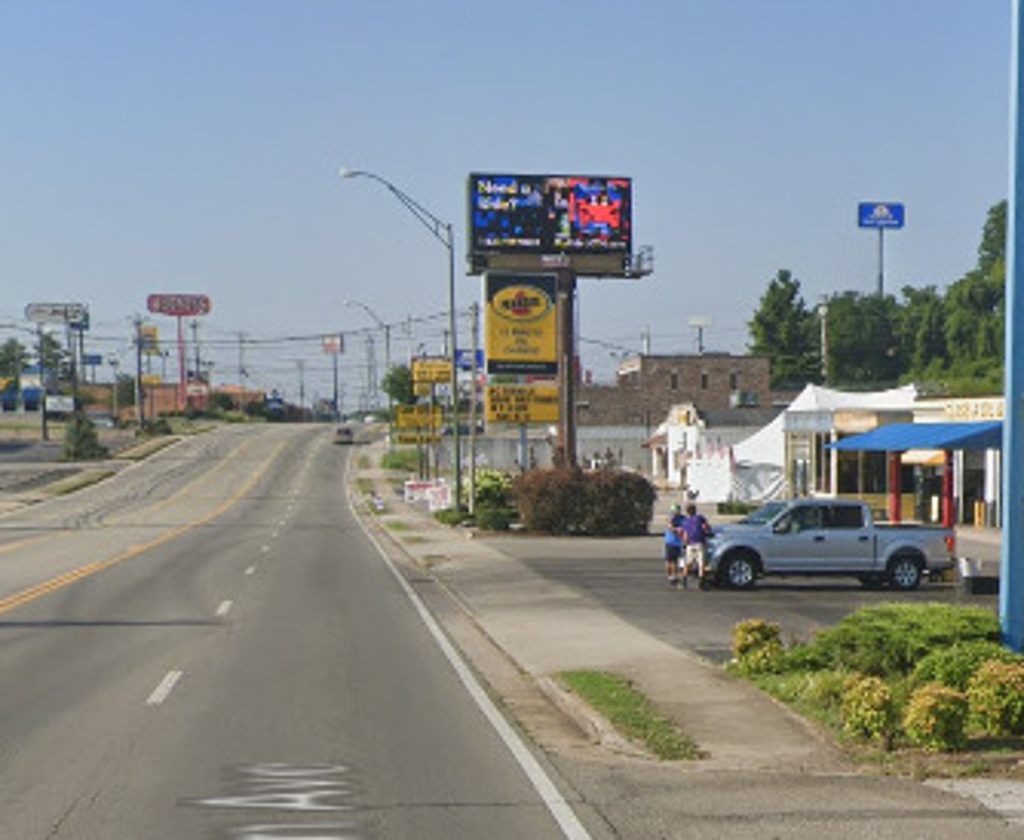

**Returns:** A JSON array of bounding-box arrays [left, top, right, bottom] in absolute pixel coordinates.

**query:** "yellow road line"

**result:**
[[0, 439, 289, 618]]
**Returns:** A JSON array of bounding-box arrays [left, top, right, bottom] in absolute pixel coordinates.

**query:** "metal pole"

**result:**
[[877, 228, 885, 296], [447, 223, 463, 508], [1002, 0, 1024, 652], [557, 269, 578, 467], [468, 301, 479, 514]]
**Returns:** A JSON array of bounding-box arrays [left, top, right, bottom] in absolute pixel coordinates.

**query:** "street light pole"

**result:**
[[339, 168, 463, 509]]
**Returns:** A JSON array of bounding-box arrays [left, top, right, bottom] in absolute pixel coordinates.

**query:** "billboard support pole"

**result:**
[[557, 269, 578, 467], [877, 229, 885, 296]]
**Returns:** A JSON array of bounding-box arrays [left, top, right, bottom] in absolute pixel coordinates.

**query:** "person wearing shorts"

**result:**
[[680, 503, 712, 589], [663, 504, 685, 587]]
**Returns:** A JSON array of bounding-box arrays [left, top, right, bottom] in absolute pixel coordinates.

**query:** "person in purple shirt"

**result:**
[[680, 503, 713, 589]]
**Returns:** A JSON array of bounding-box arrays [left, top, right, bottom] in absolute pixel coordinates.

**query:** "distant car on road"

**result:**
[[334, 426, 355, 445]]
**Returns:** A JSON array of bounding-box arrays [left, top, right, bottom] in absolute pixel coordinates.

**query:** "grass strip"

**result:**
[[559, 669, 702, 760]]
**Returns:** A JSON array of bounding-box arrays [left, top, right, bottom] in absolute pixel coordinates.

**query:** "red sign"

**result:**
[[147, 294, 212, 317]]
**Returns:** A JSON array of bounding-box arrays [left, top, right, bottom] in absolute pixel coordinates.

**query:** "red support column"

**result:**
[[942, 450, 955, 527], [888, 452, 902, 523]]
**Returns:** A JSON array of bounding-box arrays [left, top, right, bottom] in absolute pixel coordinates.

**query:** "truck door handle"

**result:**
[[858, 535, 870, 542], [813, 535, 825, 542]]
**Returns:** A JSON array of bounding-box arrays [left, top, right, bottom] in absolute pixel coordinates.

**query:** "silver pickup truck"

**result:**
[[706, 498, 955, 590]]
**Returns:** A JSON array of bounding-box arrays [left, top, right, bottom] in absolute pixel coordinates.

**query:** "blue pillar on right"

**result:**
[[1002, 0, 1024, 652]]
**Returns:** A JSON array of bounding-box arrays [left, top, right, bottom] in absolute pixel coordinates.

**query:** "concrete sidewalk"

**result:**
[[352, 443, 843, 773]]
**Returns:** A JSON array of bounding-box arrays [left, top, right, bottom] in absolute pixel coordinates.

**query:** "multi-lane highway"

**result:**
[[0, 425, 588, 839]]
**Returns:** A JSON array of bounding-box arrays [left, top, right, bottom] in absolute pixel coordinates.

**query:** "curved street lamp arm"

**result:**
[[340, 169, 452, 249]]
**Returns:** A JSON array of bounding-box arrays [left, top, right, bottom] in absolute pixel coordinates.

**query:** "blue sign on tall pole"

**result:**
[[858, 202, 905, 229], [858, 202, 905, 295]]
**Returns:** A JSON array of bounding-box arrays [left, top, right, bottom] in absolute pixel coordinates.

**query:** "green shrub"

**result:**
[[903, 683, 969, 752], [474, 505, 514, 531], [804, 604, 1001, 677], [466, 469, 514, 510], [732, 619, 782, 659], [62, 413, 108, 461], [434, 507, 471, 527], [802, 669, 849, 712], [513, 467, 587, 534], [911, 640, 1024, 691], [968, 660, 1024, 737], [381, 447, 419, 472], [579, 470, 656, 536], [841, 674, 898, 744]]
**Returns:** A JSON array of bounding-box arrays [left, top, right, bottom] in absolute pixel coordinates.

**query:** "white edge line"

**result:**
[[346, 473, 591, 839], [146, 670, 183, 706]]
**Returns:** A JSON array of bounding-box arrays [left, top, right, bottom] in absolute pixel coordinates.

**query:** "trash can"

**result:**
[[958, 557, 999, 595]]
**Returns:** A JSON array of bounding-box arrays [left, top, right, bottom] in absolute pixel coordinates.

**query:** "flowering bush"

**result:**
[[968, 660, 1024, 737], [841, 674, 897, 744], [903, 683, 969, 752]]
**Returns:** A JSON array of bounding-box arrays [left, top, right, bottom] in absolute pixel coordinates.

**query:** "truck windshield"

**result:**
[[738, 501, 789, 525]]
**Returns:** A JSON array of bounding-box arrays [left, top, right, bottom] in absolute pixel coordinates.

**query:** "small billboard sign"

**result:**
[[412, 357, 452, 384], [858, 202, 905, 229], [147, 294, 212, 317], [25, 302, 87, 325]]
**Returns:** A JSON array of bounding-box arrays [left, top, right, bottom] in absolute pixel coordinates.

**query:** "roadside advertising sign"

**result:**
[[394, 431, 442, 445], [322, 334, 344, 355], [858, 202, 905, 229], [24, 302, 88, 325], [44, 395, 75, 413], [484, 273, 558, 376], [485, 383, 560, 424], [412, 357, 452, 384], [141, 375, 162, 386], [140, 325, 160, 355], [146, 293, 212, 317], [396, 404, 443, 429]]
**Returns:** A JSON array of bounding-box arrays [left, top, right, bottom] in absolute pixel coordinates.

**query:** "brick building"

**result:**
[[577, 353, 774, 431]]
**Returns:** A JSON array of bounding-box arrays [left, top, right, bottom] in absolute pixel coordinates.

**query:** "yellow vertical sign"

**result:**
[[485, 273, 558, 376]]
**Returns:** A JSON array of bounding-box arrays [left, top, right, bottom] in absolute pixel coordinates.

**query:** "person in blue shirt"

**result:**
[[664, 504, 686, 587]]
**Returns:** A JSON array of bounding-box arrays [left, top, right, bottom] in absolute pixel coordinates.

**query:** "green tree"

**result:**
[[826, 292, 903, 386], [748, 270, 821, 388], [381, 364, 416, 407], [0, 338, 29, 386], [898, 285, 948, 378]]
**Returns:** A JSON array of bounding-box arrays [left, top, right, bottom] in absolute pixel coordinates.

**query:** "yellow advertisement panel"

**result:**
[[485, 384, 560, 425], [396, 404, 443, 429], [412, 357, 452, 384], [394, 431, 442, 445], [485, 273, 558, 376]]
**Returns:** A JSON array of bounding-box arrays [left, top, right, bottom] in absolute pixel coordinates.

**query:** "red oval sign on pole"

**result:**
[[146, 294, 212, 317]]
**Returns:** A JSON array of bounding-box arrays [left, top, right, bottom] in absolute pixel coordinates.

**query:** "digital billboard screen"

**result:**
[[469, 174, 632, 256]]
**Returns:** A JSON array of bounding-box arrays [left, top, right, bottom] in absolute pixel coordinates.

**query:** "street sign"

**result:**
[[146, 293, 212, 317], [485, 383, 560, 424], [24, 302, 87, 325], [456, 348, 484, 371], [858, 202, 905, 229], [82, 353, 104, 367], [396, 404, 443, 429], [412, 357, 452, 384]]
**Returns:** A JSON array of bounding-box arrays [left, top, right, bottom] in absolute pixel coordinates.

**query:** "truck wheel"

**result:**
[[721, 553, 757, 589], [888, 555, 923, 591]]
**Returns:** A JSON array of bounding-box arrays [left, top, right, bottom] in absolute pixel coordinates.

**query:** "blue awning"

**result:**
[[828, 421, 1002, 452]]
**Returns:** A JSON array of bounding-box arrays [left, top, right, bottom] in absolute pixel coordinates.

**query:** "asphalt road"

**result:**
[[0, 426, 583, 839], [481, 534, 1001, 664]]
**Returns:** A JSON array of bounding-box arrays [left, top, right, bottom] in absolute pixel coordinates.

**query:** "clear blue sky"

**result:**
[[0, 1, 1012, 406]]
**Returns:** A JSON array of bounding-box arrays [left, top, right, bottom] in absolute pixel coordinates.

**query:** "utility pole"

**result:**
[[468, 302, 479, 514], [818, 301, 830, 383], [37, 324, 48, 441], [238, 331, 246, 410], [133, 316, 146, 427], [296, 359, 306, 419]]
